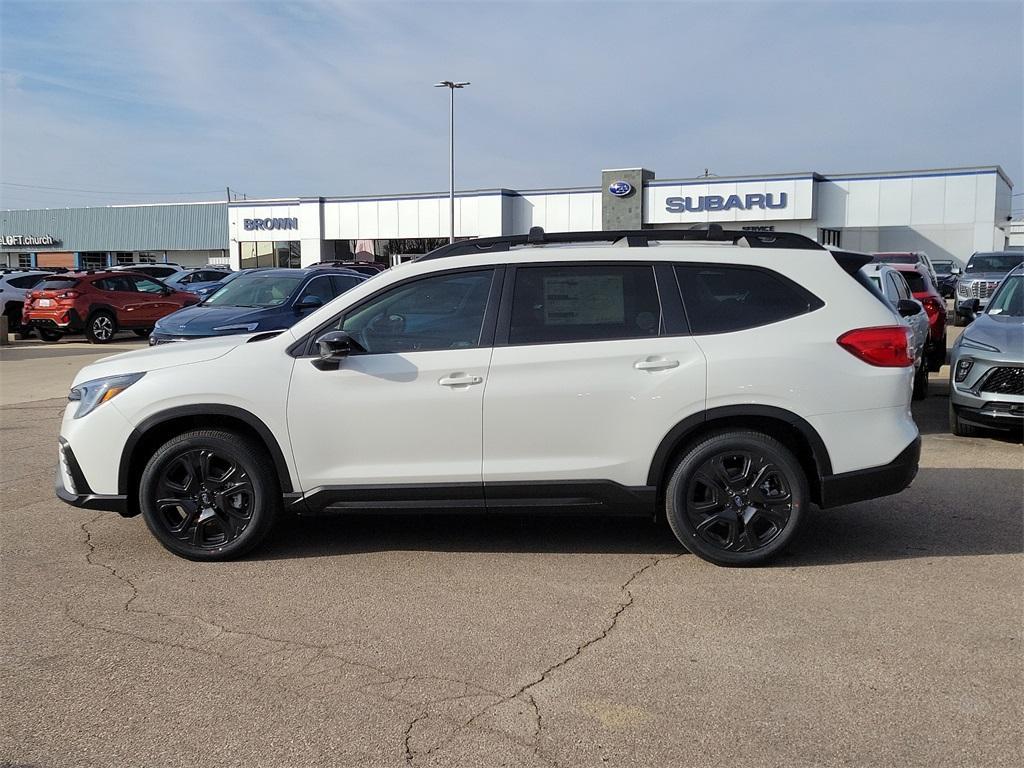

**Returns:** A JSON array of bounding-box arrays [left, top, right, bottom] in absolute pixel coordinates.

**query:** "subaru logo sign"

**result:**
[[608, 180, 633, 197]]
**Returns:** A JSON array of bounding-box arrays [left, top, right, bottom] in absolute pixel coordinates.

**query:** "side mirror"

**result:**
[[952, 267, 962, 275], [896, 298, 920, 318], [961, 298, 980, 315], [313, 330, 364, 368], [296, 295, 324, 312], [161, 286, 173, 296]]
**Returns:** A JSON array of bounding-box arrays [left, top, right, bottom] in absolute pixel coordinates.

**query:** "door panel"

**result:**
[[482, 337, 706, 487], [287, 348, 492, 489]]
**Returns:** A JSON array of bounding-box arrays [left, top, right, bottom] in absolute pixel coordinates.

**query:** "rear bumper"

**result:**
[[55, 439, 130, 515], [817, 436, 921, 508], [26, 309, 84, 332]]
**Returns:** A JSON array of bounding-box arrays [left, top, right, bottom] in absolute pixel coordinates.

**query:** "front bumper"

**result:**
[[55, 438, 129, 515], [817, 436, 921, 508], [149, 331, 215, 345]]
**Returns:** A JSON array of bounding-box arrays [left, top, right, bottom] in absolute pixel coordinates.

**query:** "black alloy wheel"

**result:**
[[140, 429, 279, 560], [665, 431, 808, 566]]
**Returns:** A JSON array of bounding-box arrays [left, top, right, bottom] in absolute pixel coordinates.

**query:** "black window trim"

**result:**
[[288, 265, 504, 358], [494, 260, 687, 348], [673, 262, 825, 336]]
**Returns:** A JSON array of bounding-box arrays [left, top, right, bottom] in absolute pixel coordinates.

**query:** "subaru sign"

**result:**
[[664, 192, 788, 213], [608, 180, 633, 197], [243, 217, 299, 231]]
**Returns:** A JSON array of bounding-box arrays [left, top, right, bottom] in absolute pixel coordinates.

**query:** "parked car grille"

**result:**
[[960, 280, 1001, 299], [980, 367, 1024, 396]]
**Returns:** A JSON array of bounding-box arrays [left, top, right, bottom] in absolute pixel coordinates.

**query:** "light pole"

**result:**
[[434, 80, 470, 243]]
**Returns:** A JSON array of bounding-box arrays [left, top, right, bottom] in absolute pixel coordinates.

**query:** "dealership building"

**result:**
[[2, 164, 1015, 270]]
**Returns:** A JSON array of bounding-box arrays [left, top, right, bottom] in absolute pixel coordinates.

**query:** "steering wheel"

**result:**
[[366, 312, 406, 336]]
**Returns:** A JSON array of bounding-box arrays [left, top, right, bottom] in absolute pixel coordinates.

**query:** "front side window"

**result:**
[[508, 264, 661, 345], [337, 269, 493, 353], [676, 265, 821, 334], [299, 276, 334, 305], [132, 277, 166, 294]]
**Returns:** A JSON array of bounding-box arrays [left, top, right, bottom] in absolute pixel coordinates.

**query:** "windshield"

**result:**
[[874, 254, 918, 265], [966, 253, 1023, 273], [37, 279, 79, 291], [932, 261, 954, 275], [986, 275, 1023, 317], [901, 272, 927, 292], [202, 274, 302, 307]]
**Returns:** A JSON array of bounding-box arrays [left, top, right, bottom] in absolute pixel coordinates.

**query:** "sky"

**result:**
[[1, 0, 1022, 211]]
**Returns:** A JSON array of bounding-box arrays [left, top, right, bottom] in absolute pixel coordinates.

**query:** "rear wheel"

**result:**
[[139, 429, 280, 560], [912, 360, 929, 400], [85, 312, 117, 343], [36, 327, 63, 342], [949, 402, 980, 438], [665, 431, 808, 566]]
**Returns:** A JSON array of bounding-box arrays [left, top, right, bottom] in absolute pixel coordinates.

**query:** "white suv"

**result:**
[[56, 228, 921, 566]]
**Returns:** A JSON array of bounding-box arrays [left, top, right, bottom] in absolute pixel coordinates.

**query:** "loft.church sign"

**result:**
[[1, 234, 61, 247]]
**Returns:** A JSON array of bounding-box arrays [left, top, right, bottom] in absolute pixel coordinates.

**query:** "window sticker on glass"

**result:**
[[542, 276, 625, 325]]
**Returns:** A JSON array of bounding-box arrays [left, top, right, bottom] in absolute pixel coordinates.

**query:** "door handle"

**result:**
[[634, 358, 679, 371], [439, 374, 483, 387]]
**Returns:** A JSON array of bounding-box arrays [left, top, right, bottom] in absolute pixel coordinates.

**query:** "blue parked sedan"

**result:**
[[150, 267, 366, 344], [162, 267, 234, 294]]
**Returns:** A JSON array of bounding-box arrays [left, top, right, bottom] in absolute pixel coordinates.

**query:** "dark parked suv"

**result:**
[[149, 267, 365, 344], [22, 271, 200, 343]]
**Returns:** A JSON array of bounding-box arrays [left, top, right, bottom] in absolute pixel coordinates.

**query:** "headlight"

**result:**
[[212, 322, 259, 332], [954, 358, 974, 383], [960, 335, 1001, 353], [67, 372, 145, 419], [957, 282, 970, 296]]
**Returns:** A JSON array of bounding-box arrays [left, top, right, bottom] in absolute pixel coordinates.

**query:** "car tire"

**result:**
[[949, 402, 980, 438], [139, 429, 280, 561], [664, 431, 808, 567], [133, 329, 152, 338], [912, 360, 929, 400], [953, 313, 967, 328], [85, 312, 117, 344], [36, 328, 63, 342]]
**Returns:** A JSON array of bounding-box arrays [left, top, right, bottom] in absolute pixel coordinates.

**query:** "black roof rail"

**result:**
[[416, 226, 824, 261]]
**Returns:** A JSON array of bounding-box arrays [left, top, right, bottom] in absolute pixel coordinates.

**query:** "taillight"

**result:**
[[56, 291, 79, 301], [837, 326, 915, 367], [921, 297, 944, 321]]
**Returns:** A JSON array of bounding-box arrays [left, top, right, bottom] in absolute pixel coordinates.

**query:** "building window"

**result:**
[[79, 252, 107, 270], [239, 241, 299, 269], [115, 252, 135, 265], [818, 228, 841, 247], [17, 253, 33, 268]]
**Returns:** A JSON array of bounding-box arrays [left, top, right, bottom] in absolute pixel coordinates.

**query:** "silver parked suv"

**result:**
[[954, 251, 1023, 326], [949, 263, 1024, 436]]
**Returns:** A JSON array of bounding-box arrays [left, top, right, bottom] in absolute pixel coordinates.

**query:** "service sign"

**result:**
[[644, 177, 815, 224]]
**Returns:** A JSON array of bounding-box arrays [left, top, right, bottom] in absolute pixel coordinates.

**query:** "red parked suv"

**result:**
[[23, 271, 200, 343], [889, 263, 947, 371]]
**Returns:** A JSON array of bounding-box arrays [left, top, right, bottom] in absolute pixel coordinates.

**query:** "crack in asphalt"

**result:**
[[408, 554, 681, 764]]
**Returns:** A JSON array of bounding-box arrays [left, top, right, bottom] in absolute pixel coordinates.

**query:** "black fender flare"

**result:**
[[118, 404, 294, 494], [646, 405, 833, 488]]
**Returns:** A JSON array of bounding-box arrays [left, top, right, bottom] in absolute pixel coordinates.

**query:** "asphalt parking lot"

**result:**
[[1, 329, 1021, 767]]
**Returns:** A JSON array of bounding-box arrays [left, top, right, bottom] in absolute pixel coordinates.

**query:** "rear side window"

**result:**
[[675, 265, 822, 334], [37, 279, 80, 291], [902, 272, 927, 293], [7, 275, 46, 289], [508, 264, 661, 345]]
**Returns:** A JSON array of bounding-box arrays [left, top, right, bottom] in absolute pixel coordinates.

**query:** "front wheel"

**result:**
[[85, 312, 117, 343], [139, 429, 280, 560], [949, 402, 981, 438], [665, 431, 808, 566], [912, 360, 929, 400]]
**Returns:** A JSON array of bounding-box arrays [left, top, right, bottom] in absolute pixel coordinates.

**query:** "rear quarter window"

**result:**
[[675, 265, 823, 334]]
